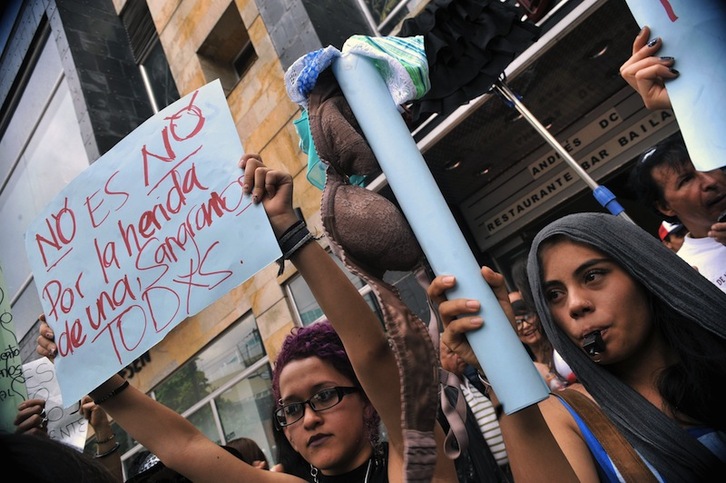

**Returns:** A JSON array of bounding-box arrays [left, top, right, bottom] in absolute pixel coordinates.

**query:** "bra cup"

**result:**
[[330, 183, 423, 276], [308, 70, 380, 177], [319, 96, 380, 176], [312, 71, 439, 483]]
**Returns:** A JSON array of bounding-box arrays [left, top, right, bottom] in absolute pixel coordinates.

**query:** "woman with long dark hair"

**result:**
[[430, 212, 726, 481]]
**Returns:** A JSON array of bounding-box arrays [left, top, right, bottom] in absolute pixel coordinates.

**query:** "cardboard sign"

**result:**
[[624, 0, 726, 171], [23, 357, 86, 449], [25, 80, 280, 404]]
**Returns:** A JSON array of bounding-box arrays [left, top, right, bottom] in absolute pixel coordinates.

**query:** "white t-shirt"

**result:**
[[676, 235, 726, 293]]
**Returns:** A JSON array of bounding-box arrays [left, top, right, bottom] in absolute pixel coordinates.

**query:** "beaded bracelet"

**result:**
[[93, 380, 129, 404], [94, 441, 120, 459], [95, 433, 116, 444], [276, 220, 317, 275]]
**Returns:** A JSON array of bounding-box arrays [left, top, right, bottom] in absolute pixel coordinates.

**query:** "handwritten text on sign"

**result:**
[[0, 265, 28, 432], [25, 80, 281, 404], [23, 357, 87, 450]]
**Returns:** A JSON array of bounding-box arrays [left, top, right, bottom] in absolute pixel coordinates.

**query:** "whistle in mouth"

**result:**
[[583, 330, 604, 356]]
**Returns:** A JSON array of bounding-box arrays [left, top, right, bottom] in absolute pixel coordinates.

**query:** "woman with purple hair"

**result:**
[[269, 321, 386, 481]]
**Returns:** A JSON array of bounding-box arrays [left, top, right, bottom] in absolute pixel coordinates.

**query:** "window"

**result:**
[[0, 33, 90, 341], [120, 0, 179, 113], [139, 39, 180, 113], [154, 315, 266, 414], [286, 252, 380, 326], [197, 3, 258, 96], [285, 250, 431, 329], [384, 269, 432, 323], [105, 313, 276, 479], [358, 0, 427, 36]]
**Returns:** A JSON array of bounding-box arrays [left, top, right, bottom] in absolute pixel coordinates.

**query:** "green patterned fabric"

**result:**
[[342, 35, 430, 102]]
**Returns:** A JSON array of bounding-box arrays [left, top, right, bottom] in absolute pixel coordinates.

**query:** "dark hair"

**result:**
[[538, 233, 726, 431], [272, 321, 360, 403], [529, 212, 726, 477], [223, 437, 268, 467], [651, 293, 726, 431], [271, 320, 382, 475], [511, 254, 536, 310], [0, 433, 118, 483], [628, 132, 690, 223]]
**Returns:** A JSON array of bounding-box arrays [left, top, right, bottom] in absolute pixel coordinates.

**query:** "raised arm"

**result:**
[[34, 153, 453, 483], [25, 328, 122, 481], [81, 396, 123, 481], [92, 375, 298, 482], [429, 267, 587, 482], [619, 26, 677, 111], [38, 323, 302, 483], [240, 155, 455, 482]]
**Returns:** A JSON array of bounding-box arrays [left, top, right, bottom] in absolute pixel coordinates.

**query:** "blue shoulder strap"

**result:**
[[554, 394, 624, 483]]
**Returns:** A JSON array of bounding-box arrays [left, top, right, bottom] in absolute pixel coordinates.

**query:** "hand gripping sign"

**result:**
[[25, 80, 280, 404]]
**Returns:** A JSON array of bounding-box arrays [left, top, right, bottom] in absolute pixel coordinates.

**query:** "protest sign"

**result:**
[[25, 80, 281, 404], [0, 265, 28, 432], [623, 0, 726, 171], [23, 357, 87, 449]]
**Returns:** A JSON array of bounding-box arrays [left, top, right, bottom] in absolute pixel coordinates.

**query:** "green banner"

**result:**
[[0, 264, 28, 433]]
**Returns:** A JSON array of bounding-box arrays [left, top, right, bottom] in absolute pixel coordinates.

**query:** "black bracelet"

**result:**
[[93, 380, 129, 404], [276, 221, 316, 275], [95, 433, 116, 444], [494, 404, 504, 420], [277, 220, 306, 247], [94, 441, 120, 458]]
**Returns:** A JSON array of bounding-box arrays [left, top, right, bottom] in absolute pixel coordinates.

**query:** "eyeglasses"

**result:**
[[514, 312, 538, 327], [274, 386, 360, 428]]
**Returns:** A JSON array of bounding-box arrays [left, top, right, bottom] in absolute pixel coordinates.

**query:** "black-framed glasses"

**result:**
[[514, 312, 538, 327], [274, 386, 360, 428]]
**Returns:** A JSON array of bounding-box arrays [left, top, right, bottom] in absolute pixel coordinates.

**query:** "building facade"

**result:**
[[0, 0, 674, 477]]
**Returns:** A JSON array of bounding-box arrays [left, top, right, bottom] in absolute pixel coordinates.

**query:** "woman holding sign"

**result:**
[[37, 155, 456, 483], [431, 212, 726, 482]]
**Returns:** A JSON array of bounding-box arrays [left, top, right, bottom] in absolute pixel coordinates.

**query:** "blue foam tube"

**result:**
[[332, 53, 549, 413]]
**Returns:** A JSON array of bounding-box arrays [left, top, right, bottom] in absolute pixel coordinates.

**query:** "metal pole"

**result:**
[[493, 80, 635, 224]]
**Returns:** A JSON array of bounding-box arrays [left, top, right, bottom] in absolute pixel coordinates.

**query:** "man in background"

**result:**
[[629, 133, 726, 293], [658, 220, 687, 253]]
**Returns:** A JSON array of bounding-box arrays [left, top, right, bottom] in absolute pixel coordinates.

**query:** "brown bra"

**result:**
[[309, 69, 441, 482]]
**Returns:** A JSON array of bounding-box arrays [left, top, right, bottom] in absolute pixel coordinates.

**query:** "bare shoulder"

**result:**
[[540, 393, 575, 429], [539, 384, 592, 427], [539, 385, 601, 482]]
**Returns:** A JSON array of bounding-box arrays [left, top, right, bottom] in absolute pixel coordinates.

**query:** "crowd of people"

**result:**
[[7, 20, 726, 483]]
